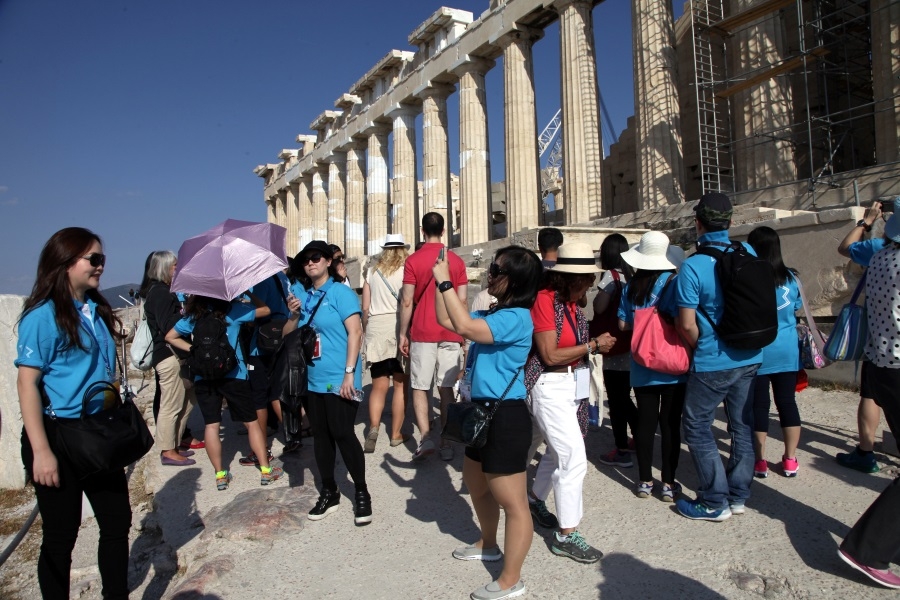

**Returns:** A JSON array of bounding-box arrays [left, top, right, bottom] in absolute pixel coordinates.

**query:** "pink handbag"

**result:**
[[630, 277, 691, 375]]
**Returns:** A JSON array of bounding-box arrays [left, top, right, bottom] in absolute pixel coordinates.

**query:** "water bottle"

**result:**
[[588, 399, 600, 429]]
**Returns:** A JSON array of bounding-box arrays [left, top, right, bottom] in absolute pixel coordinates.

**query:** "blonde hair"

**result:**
[[376, 247, 409, 275]]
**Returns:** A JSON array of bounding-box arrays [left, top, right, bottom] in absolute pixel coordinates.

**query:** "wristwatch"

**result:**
[[344, 366, 355, 374], [856, 219, 872, 232], [437, 281, 454, 294]]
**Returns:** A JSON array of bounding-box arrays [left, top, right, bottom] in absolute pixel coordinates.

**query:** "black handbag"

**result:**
[[48, 382, 154, 480], [442, 366, 522, 449], [256, 276, 291, 355]]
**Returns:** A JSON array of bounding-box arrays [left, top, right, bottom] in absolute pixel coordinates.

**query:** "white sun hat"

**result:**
[[621, 231, 683, 271], [381, 234, 408, 248], [550, 242, 601, 274]]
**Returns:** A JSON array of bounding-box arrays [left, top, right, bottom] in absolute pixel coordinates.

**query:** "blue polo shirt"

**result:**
[[675, 231, 763, 372], [618, 273, 687, 387], [469, 307, 532, 400], [758, 275, 802, 375], [848, 238, 887, 267], [173, 300, 257, 380], [291, 278, 362, 394], [15, 299, 117, 419]]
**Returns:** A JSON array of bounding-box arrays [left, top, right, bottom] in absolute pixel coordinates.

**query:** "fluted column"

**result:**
[[298, 174, 314, 251], [872, 0, 900, 164], [311, 165, 329, 241], [499, 29, 542, 235], [417, 85, 455, 245], [632, 0, 685, 208], [366, 125, 391, 255], [345, 139, 367, 258], [285, 183, 299, 257], [326, 152, 347, 249], [556, 0, 604, 223], [731, 0, 795, 191], [453, 58, 495, 246], [266, 198, 276, 225], [389, 104, 420, 245]]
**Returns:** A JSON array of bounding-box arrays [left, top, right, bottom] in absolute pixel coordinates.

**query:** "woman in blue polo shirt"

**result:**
[[283, 241, 366, 525], [15, 227, 130, 599], [746, 226, 803, 478], [433, 245, 543, 600], [165, 293, 281, 490]]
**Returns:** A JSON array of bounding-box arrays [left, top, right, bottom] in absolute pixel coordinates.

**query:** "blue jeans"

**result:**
[[682, 364, 759, 509]]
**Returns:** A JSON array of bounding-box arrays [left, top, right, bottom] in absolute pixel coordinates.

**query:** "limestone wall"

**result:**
[[0, 295, 26, 489]]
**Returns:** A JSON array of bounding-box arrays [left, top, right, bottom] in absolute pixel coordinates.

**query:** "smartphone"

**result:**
[[882, 200, 894, 213], [438, 246, 445, 260]]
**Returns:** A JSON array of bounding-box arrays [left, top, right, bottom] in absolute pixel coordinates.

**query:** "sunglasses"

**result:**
[[489, 262, 509, 278], [82, 253, 106, 268], [333, 255, 344, 263], [301, 252, 325, 266]]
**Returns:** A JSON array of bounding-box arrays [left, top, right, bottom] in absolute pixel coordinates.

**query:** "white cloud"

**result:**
[[0, 197, 19, 206]]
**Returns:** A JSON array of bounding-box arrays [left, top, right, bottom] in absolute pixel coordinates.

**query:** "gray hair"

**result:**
[[147, 250, 177, 284]]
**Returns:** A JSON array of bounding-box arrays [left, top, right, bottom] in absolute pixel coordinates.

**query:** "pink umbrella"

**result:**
[[171, 219, 288, 301]]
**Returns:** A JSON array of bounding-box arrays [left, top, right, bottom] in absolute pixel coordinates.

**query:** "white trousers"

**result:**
[[529, 371, 587, 529]]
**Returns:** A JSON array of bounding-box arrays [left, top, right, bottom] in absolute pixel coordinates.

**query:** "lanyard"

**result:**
[[562, 304, 583, 345], [79, 308, 113, 379]]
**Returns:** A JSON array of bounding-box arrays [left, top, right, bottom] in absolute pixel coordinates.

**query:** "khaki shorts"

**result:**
[[410, 341, 461, 390]]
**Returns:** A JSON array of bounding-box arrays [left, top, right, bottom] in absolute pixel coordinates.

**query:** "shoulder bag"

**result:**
[[630, 275, 691, 375], [823, 272, 868, 362], [796, 278, 830, 369], [256, 275, 291, 355]]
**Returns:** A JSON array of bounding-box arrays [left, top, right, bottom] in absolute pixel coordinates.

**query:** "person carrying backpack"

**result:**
[[165, 293, 283, 490], [673, 193, 769, 521]]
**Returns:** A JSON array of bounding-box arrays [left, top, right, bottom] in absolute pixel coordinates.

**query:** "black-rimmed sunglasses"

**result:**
[[301, 252, 325, 265], [82, 253, 106, 268], [489, 262, 508, 278]]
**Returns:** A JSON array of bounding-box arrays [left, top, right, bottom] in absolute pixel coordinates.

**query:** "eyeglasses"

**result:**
[[301, 253, 324, 265], [81, 253, 106, 268], [489, 262, 509, 278]]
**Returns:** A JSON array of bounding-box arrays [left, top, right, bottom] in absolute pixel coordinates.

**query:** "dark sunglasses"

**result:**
[[82, 253, 106, 268], [301, 252, 325, 266], [333, 255, 344, 263], [489, 262, 508, 278]]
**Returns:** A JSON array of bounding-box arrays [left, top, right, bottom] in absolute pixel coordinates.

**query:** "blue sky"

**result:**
[[0, 0, 663, 296]]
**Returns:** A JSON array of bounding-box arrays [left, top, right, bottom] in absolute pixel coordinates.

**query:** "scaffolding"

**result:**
[[690, 0, 887, 201]]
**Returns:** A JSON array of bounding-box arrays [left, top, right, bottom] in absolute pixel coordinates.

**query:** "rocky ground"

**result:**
[[2, 376, 900, 600]]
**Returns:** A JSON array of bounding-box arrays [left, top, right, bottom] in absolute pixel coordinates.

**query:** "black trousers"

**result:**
[[22, 422, 132, 600], [303, 391, 366, 491], [841, 364, 900, 569], [603, 369, 637, 450], [751, 372, 801, 432], [634, 383, 686, 483]]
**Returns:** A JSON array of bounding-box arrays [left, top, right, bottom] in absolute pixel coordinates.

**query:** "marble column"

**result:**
[[632, 0, 685, 208], [453, 58, 495, 246], [389, 104, 420, 245], [266, 197, 277, 225], [326, 152, 347, 249], [731, 0, 796, 191], [298, 174, 314, 251], [312, 164, 329, 242], [417, 84, 455, 245], [556, 0, 604, 223], [872, 0, 900, 164], [499, 29, 542, 235], [366, 125, 391, 255], [275, 191, 287, 231], [345, 139, 367, 258], [285, 183, 299, 258]]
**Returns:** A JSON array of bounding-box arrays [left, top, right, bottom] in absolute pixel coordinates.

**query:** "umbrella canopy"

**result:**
[[171, 219, 288, 301]]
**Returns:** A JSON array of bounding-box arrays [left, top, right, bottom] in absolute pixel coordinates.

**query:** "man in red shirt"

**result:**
[[399, 212, 468, 461]]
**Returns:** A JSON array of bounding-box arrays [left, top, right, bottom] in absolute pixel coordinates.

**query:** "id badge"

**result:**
[[312, 332, 322, 360], [574, 367, 590, 401], [459, 369, 473, 402]]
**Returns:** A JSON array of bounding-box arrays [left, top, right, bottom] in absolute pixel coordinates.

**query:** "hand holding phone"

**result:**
[[882, 200, 894, 213], [438, 246, 446, 261]]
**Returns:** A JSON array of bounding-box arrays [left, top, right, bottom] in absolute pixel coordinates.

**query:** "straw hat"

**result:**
[[550, 242, 600, 274], [381, 234, 408, 249], [621, 231, 683, 271]]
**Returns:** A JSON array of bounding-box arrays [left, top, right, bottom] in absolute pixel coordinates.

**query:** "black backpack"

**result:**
[[188, 311, 238, 379], [695, 241, 778, 350]]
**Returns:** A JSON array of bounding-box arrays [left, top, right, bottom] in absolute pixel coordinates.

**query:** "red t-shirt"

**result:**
[[530, 288, 582, 368], [403, 242, 467, 343]]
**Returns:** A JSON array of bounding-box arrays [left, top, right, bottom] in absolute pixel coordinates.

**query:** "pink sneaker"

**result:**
[[782, 456, 799, 477], [838, 548, 900, 589], [753, 459, 768, 478]]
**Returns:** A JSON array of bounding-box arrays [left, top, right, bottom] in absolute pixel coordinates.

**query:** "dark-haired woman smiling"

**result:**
[[434, 245, 543, 600], [16, 227, 131, 599]]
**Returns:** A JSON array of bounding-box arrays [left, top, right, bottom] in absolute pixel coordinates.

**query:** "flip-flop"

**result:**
[[161, 455, 196, 466]]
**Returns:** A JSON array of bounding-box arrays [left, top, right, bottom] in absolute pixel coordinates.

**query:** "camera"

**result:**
[[881, 200, 894, 213]]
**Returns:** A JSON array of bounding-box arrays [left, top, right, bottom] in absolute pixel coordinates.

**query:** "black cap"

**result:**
[[290, 240, 333, 274], [694, 193, 733, 227]]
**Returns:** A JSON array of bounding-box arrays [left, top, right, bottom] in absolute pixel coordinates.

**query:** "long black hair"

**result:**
[[600, 234, 634, 279], [747, 226, 797, 286], [491, 246, 542, 310], [627, 269, 675, 306]]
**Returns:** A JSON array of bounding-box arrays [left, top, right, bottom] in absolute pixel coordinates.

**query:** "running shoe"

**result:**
[[675, 498, 731, 522], [754, 459, 769, 478], [239, 450, 274, 467], [782, 456, 799, 477], [836, 447, 879, 473], [528, 499, 559, 528], [598, 449, 633, 468], [453, 544, 503, 562], [550, 531, 603, 563], [260, 466, 283, 486], [660, 482, 682, 503], [635, 481, 653, 499], [412, 438, 436, 461], [215, 470, 232, 491]]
